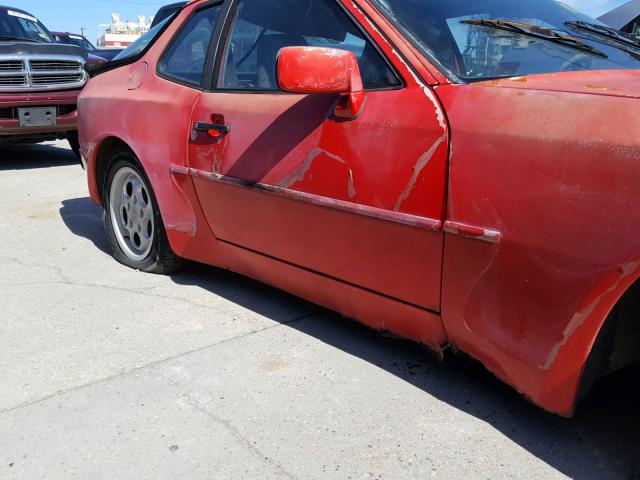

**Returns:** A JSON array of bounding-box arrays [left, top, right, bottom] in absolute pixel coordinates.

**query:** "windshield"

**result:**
[[372, 0, 640, 81], [113, 16, 173, 61], [0, 8, 53, 42], [62, 35, 95, 50]]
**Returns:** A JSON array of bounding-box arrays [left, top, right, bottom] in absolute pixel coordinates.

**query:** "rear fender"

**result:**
[[88, 134, 224, 266]]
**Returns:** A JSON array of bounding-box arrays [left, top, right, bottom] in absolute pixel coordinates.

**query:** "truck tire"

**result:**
[[67, 131, 81, 158]]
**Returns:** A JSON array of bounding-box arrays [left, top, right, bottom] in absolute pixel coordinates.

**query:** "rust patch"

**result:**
[[475, 79, 501, 87], [584, 84, 619, 92]]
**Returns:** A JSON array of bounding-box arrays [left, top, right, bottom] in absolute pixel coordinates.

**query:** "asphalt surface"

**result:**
[[1, 140, 639, 480]]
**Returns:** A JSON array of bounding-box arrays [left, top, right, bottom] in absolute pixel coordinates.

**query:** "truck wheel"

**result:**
[[67, 131, 81, 158], [103, 150, 182, 274]]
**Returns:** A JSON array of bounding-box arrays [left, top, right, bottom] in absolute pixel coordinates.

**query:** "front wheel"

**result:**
[[103, 151, 182, 274]]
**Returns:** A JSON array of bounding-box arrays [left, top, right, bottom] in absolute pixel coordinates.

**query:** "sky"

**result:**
[[563, 0, 630, 16], [13, 0, 635, 44], [15, 0, 167, 43]]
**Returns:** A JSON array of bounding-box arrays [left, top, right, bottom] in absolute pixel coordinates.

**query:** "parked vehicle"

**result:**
[[0, 6, 97, 155], [79, 0, 640, 416], [52, 32, 122, 61]]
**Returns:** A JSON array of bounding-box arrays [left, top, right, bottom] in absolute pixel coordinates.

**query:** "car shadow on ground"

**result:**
[[0, 143, 78, 170], [61, 196, 640, 480], [59, 197, 111, 255]]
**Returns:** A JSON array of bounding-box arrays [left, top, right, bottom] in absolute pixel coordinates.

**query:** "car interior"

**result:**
[[220, 0, 399, 90]]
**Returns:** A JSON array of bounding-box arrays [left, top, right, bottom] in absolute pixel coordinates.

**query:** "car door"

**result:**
[[188, 0, 449, 311]]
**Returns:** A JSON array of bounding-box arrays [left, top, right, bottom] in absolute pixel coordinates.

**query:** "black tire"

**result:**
[[103, 150, 182, 274], [67, 131, 81, 158]]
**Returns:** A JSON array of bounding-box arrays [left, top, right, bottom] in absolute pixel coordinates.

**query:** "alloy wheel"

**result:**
[[108, 166, 155, 261]]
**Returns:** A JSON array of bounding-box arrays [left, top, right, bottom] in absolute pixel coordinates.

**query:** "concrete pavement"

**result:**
[[0, 141, 638, 479]]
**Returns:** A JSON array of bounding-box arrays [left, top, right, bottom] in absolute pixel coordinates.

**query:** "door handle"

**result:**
[[194, 121, 230, 137]]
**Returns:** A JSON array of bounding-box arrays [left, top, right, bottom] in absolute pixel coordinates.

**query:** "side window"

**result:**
[[219, 0, 400, 91], [157, 4, 222, 87]]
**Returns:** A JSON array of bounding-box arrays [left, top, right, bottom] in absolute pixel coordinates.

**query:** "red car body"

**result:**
[[79, 0, 640, 416]]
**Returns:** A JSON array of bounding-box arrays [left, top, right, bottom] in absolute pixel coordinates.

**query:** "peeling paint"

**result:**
[[443, 221, 501, 244], [544, 256, 640, 369], [191, 168, 441, 231], [83, 141, 96, 160], [196, 147, 213, 163], [621, 258, 640, 278], [394, 135, 446, 211], [168, 164, 197, 236], [385, 45, 446, 129], [279, 148, 357, 199], [544, 299, 598, 370], [350, 0, 447, 130]]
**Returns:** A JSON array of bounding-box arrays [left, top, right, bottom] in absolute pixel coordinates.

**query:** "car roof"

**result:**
[[51, 31, 84, 37], [598, 0, 640, 30], [0, 5, 39, 17], [151, 2, 187, 28]]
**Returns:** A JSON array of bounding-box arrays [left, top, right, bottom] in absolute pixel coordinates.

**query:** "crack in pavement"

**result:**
[[0, 255, 70, 283], [0, 277, 297, 314], [0, 256, 310, 313], [181, 392, 301, 480], [0, 312, 318, 416], [152, 358, 302, 479]]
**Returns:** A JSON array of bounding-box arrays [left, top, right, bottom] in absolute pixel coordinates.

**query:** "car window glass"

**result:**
[[17, 18, 51, 41], [219, 0, 399, 91], [114, 16, 173, 61], [158, 4, 222, 86], [0, 10, 53, 42], [372, 0, 640, 80], [66, 36, 95, 50]]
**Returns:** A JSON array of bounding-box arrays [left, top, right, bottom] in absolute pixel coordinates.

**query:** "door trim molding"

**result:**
[[443, 220, 501, 244], [171, 165, 442, 231]]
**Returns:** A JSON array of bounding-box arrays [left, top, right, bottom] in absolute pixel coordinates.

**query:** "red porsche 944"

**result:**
[[79, 0, 640, 416]]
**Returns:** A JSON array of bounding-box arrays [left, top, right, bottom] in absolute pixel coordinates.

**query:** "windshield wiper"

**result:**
[[0, 35, 40, 43], [565, 20, 640, 49], [461, 19, 607, 58]]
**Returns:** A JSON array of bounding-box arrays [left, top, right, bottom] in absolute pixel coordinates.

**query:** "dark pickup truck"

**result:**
[[0, 5, 98, 156]]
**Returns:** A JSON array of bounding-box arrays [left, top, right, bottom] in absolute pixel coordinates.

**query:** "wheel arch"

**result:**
[[93, 135, 137, 205], [90, 133, 223, 266], [577, 273, 640, 399], [539, 256, 640, 415]]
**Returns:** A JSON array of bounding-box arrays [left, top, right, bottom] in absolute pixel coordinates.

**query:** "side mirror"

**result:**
[[277, 46, 366, 120]]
